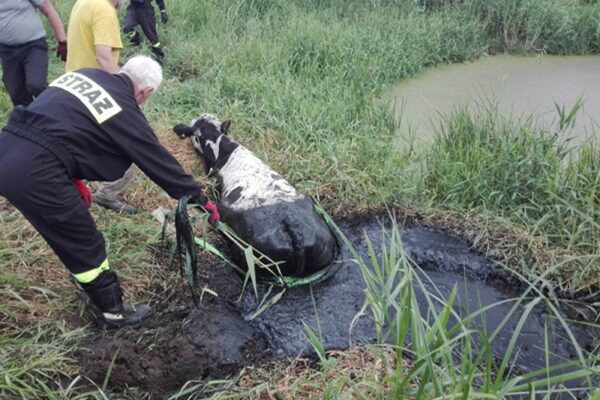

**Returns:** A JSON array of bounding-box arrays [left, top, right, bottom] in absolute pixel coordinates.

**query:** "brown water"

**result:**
[[383, 55, 600, 149]]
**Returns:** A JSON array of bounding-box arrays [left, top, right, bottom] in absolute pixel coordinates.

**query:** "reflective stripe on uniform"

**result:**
[[73, 258, 110, 283]]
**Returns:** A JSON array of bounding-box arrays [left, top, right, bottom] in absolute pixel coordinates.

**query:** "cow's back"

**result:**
[[220, 196, 337, 277], [219, 147, 299, 211]]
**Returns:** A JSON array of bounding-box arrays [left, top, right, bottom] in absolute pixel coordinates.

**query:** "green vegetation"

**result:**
[[0, 0, 598, 398], [425, 105, 599, 295]]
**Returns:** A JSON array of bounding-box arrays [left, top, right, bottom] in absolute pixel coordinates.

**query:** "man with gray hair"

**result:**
[[0, 55, 219, 328]]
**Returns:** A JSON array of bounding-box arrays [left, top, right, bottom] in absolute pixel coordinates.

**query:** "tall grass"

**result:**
[[0, 326, 109, 399], [339, 215, 598, 398], [420, 0, 600, 54], [423, 106, 599, 293]]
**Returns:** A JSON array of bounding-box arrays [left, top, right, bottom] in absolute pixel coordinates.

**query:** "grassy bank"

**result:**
[[1, 0, 599, 398]]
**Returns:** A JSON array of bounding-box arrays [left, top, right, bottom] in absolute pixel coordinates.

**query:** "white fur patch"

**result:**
[[191, 136, 202, 153], [219, 147, 301, 210], [206, 135, 223, 160]]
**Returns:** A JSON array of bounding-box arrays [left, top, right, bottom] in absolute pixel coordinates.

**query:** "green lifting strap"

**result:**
[[73, 258, 110, 283], [166, 198, 341, 291], [193, 219, 341, 288]]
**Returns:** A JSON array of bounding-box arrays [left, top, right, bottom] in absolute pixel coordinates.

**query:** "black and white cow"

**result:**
[[173, 114, 337, 278]]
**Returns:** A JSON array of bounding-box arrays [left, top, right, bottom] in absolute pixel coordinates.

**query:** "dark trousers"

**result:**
[[124, 2, 159, 45], [0, 131, 107, 275], [0, 37, 49, 107]]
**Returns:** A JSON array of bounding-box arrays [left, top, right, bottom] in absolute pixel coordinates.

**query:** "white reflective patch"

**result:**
[[220, 147, 301, 210], [103, 312, 124, 320], [49, 72, 122, 124]]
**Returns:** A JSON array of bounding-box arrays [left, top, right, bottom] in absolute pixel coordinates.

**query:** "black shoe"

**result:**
[[151, 45, 164, 64], [80, 271, 151, 329], [96, 302, 152, 329]]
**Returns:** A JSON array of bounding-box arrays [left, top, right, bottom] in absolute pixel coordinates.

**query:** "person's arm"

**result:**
[[38, 0, 66, 42], [104, 106, 206, 201], [155, 0, 166, 12], [155, 0, 168, 23], [95, 45, 119, 74]]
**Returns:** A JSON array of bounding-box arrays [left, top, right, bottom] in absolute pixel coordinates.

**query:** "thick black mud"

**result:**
[[243, 217, 597, 374], [78, 213, 598, 397]]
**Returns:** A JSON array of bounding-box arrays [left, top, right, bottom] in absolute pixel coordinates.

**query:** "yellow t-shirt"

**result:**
[[66, 0, 122, 72]]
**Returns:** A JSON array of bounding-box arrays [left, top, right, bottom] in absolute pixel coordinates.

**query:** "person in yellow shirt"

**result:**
[[66, 0, 123, 73], [66, 0, 139, 213]]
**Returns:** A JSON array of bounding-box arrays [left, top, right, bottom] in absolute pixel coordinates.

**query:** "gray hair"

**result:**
[[120, 55, 163, 91]]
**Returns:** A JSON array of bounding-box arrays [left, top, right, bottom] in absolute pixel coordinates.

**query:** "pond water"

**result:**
[[383, 55, 600, 149]]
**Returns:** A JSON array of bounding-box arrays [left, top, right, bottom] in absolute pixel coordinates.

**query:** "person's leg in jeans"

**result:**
[[22, 38, 49, 99], [94, 164, 139, 213], [1, 45, 33, 106], [0, 38, 48, 106]]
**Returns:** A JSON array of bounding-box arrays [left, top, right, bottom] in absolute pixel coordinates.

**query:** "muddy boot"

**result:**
[[151, 43, 164, 65], [93, 193, 137, 214], [80, 271, 151, 329]]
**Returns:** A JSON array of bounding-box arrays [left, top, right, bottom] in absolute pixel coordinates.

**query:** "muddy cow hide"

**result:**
[[173, 114, 337, 277]]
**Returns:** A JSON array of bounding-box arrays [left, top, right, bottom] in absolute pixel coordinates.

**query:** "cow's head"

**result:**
[[173, 113, 232, 171]]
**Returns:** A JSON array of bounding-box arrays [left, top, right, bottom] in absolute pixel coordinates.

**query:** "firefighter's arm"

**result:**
[[155, 0, 168, 23], [104, 110, 204, 201]]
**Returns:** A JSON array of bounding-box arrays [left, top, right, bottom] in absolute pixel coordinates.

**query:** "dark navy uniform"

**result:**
[[123, 0, 166, 62], [0, 68, 205, 276]]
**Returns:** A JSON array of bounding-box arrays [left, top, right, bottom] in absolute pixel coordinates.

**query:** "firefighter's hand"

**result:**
[[160, 9, 168, 24], [203, 201, 220, 224], [72, 179, 92, 207], [56, 40, 67, 62]]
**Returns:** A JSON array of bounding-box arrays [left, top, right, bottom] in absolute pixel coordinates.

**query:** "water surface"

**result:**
[[384, 55, 600, 149]]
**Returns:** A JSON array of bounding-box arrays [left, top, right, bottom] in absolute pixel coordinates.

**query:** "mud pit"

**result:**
[[78, 211, 599, 397]]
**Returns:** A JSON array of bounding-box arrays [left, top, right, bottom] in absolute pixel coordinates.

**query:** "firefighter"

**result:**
[[0, 55, 219, 328], [123, 0, 168, 63]]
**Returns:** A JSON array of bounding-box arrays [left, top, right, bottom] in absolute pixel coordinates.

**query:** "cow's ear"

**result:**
[[173, 124, 195, 139], [221, 120, 232, 135]]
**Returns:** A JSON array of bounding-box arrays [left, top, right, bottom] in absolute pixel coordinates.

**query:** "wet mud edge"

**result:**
[[76, 208, 598, 396]]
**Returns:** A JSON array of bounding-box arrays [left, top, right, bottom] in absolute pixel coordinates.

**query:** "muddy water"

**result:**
[[242, 218, 597, 373], [383, 55, 600, 149], [79, 214, 598, 396]]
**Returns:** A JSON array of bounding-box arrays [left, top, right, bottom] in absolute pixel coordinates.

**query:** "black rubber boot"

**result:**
[[80, 271, 152, 329], [125, 30, 142, 46], [151, 44, 164, 64]]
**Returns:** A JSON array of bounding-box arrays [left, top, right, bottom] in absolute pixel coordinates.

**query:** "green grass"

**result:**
[[0, 0, 599, 397], [423, 105, 599, 294], [0, 326, 97, 400]]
